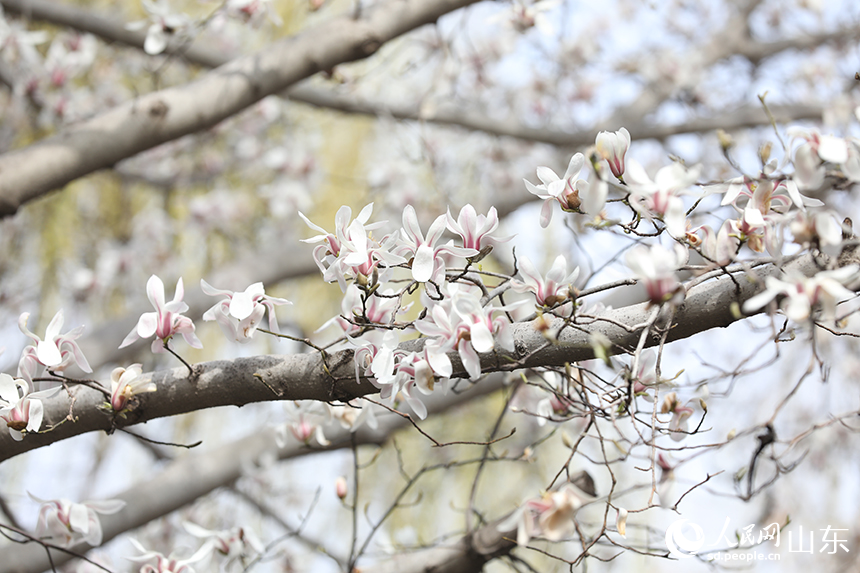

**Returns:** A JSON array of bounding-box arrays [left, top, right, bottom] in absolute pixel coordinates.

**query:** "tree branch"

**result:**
[[0, 0, 481, 217], [0, 253, 830, 463]]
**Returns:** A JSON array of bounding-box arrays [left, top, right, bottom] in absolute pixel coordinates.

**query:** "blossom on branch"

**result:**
[[126, 0, 192, 55], [108, 364, 155, 413], [595, 127, 631, 180], [0, 374, 59, 441], [742, 266, 859, 323], [626, 160, 701, 238], [17, 310, 91, 383], [524, 153, 602, 227], [119, 275, 203, 354], [201, 280, 291, 343], [31, 494, 125, 547], [625, 243, 687, 306], [396, 205, 477, 283], [127, 538, 211, 573], [511, 254, 579, 315], [445, 203, 513, 252]]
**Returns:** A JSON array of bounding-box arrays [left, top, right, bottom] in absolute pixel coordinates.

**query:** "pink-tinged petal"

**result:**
[[297, 211, 328, 235], [356, 202, 374, 224], [426, 346, 453, 378], [458, 338, 482, 380], [173, 277, 185, 305], [68, 503, 90, 536], [26, 399, 43, 433], [200, 279, 232, 297], [470, 322, 495, 353], [539, 199, 554, 228], [136, 312, 158, 339], [516, 256, 541, 292], [44, 311, 64, 341], [581, 178, 607, 216], [536, 166, 560, 186], [66, 341, 92, 373], [412, 245, 436, 282], [401, 205, 424, 244], [562, 153, 585, 180], [150, 338, 167, 354], [524, 179, 549, 199], [84, 499, 126, 514], [17, 313, 39, 344], [426, 214, 447, 245], [0, 374, 20, 405], [145, 275, 166, 311]]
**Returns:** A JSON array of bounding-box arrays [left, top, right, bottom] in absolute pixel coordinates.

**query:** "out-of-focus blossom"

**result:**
[[119, 275, 203, 354], [126, 0, 193, 55], [498, 482, 589, 546], [692, 221, 738, 267], [183, 522, 263, 562], [329, 399, 378, 431], [496, 0, 559, 34], [127, 538, 211, 573], [625, 244, 687, 306], [201, 280, 291, 343], [109, 364, 155, 413], [18, 310, 92, 383], [616, 507, 628, 537], [595, 127, 631, 180], [790, 210, 844, 257], [396, 205, 477, 282], [661, 392, 694, 442], [225, 0, 282, 26], [446, 204, 513, 252], [788, 128, 850, 190], [32, 495, 125, 547], [743, 266, 859, 323], [626, 160, 701, 238], [275, 401, 331, 447], [0, 374, 59, 441], [511, 255, 579, 314], [319, 284, 406, 336]]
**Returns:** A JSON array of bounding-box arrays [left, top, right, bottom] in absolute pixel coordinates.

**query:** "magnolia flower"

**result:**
[[625, 243, 687, 306], [201, 280, 291, 343], [0, 374, 59, 441], [788, 127, 850, 190], [32, 495, 126, 547], [498, 482, 588, 546], [396, 205, 477, 282], [616, 507, 629, 537], [595, 127, 631, 179], [743, 266, 859, 323], [661, 392, 694, 442], [626, 160, 701, 238], [524, 153, 604, 227], [127, 538, 211, 573], [790, 210, 843, 257], [446, 204, 513, 252], [120, 275, 203, 354], [109, 364, 155, 412], [126, 0, 192, 55], [275, 401, 331, 447], [511, 255, 579, 313], [18, 310, 92, 383], [183, 522, 263, 561]]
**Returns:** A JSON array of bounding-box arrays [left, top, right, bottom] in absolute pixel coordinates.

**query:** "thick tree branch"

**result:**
[[0, 0, 831, 151], [0, 254, 831, 463], [0, 0, 481, 217]]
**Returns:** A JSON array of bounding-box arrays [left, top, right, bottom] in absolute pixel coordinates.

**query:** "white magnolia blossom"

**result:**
[[595, 127, 631, 180], [743, 266, 859, 323], [0, 374, 60, 441], [126, 0, 193, 55], [626, 160, 701, 238], [625, 243, 688, 306], [18, 310, 92, 384], [201, 280, 291, 343], [127, 538, 212, 573], [31, 494, 126, 547]]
